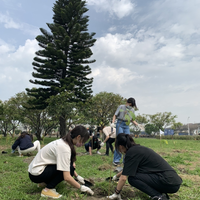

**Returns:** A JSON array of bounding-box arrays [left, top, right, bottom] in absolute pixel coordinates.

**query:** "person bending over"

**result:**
[[100, 126, 116, 156], [28, 125, 94, 199], [107, 133, 182, 200], [12, 131, 40, 157], [85, 135, 101, 155]]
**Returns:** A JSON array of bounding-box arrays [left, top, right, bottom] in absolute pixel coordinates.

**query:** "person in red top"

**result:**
[[107, 133, 182, 200]]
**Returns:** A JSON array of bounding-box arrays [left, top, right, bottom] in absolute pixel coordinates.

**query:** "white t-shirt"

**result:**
[[28, 139, 71, 175], [103, 127, 116, 139]]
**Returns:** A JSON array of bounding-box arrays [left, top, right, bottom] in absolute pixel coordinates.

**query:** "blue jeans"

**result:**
[[113, 120, 130, 163]]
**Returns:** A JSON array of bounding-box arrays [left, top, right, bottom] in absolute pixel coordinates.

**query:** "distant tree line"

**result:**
[[0, 91, 182, 140]]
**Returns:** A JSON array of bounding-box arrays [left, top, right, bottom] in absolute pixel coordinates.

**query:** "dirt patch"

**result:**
[[178, 158, 200, 171], [188, 159, 200, 171], [0, 146, 7, 151], [23, 156, 34, 165], [177, 165, 189, 174], [76, 152, 87, 156], [156, 151, 169, 157], [83, 185, 139, 200], [180, 174, 200, 183], [98, 164, 111, 171]]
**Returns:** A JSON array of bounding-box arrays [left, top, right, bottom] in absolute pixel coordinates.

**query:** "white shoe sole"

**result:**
[[41, 194, 62, 199]]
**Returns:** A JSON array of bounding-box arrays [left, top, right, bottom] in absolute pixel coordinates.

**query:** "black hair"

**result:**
[[62, 125, 89, 163], [127, 97, 137, 109], [115, 133, 139, 154], [17, 131, 33, 141], [98, 126, 104, 131]]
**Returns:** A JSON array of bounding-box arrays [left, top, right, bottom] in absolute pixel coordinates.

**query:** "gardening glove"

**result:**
[[112, 175, 118, 181], [76, 175, 85, 184], [80, 185, 94, 195], [100, 142, 104, 147], [107, 193, 122, 200], [111, 123, 115, 128]]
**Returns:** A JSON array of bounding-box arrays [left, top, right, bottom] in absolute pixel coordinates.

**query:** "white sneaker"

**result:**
[[96, 151, 101, 155]]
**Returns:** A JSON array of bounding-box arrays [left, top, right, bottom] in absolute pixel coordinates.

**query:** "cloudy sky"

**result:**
[[0, 0, 200, 124]]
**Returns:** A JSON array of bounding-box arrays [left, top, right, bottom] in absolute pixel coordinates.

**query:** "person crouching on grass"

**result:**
[[11, 131, 40, 157], [107, 133, 182, 200], [84, 135, 101, 155], [28, 125, 94, 199]]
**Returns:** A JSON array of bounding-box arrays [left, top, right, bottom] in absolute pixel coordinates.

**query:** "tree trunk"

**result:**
[[3, 131, 7, 137], [35, 129, 42, 140], [59, 116, 66, 137]]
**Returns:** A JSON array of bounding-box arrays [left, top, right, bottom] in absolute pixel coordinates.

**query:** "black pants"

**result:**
[[85, 142, 101, 152], [128, 173, 181, 197], [105, 138, 115, 155], [29, 164, 75, 189]]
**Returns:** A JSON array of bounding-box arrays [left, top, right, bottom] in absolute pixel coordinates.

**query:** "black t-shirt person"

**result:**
[[122, 145, 182, 185]]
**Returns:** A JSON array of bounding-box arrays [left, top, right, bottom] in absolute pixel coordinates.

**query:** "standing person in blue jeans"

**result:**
[[111, 97, 139, 166]]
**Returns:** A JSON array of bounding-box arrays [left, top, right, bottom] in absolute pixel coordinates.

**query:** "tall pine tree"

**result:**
[[26, 0, 96, 136]]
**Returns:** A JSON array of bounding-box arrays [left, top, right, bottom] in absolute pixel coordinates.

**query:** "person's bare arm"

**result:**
[[74, 171, 78, 177], [103, 135, 109, 143], [112, 115, 116, 123], [116, 171, 122, 178], [89, 146, 92, 155], [116, 175, 127, 191], [63, 171, 80, 189], [132, 120, 138, 126], [102, 128, 110, 143]]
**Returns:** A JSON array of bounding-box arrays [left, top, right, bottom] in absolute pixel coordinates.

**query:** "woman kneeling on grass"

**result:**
[[107, 133, 182, 200], [28, 125, 94, 199]]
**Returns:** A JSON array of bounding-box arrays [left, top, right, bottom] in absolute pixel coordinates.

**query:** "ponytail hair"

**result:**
[[115, 133, 139, 154], [17, 131, 29, 140], [62, 125, 89, 163]]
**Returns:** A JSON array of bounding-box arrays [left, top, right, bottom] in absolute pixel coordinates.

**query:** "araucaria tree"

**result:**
[[26, 0, 96, 137]]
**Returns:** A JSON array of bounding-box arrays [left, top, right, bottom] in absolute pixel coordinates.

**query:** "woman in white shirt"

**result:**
[[28, 125, 94, 199]]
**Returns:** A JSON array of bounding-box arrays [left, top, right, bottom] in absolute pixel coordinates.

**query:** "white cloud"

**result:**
[[0, 39, 39, 100], [87, 0, 136, 19], [92, 32, 186, 72], [0, 12, 40, 36], [108, 26, 117, 32], [137, 0, 200, 40], [92, 65, 143, 91], [90, 25, 200, 123], [0, 41, 15, 55], [0, 12, 21, 29]]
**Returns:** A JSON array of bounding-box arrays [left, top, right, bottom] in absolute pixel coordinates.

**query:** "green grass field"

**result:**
[[0, 136, 200, 200]]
